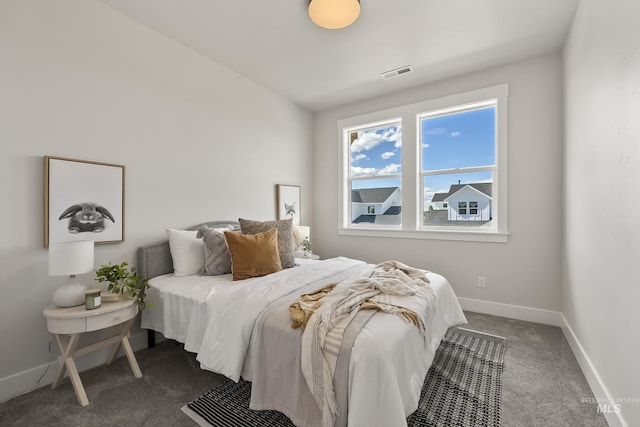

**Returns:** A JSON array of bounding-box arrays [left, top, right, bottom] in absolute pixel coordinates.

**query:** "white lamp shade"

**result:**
[[48, 241, 95, 276], [293, 225, 311, 247], [308, 0, 360, 30]]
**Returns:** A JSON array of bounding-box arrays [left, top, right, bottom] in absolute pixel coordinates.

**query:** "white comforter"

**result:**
[[142, 257, 466, 427], [196, 257, 372, 380]]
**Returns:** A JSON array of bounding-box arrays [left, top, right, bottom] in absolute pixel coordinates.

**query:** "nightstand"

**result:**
[[294, 250, 320, 260], [43, 298, 143, 406]]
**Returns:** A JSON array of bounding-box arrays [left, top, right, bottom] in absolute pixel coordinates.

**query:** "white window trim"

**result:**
[[338, 84, 509, 243]]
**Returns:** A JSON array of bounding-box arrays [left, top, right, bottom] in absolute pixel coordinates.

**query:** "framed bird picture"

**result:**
[[44, 156, 125, 248], [276, 184, 300, 226]]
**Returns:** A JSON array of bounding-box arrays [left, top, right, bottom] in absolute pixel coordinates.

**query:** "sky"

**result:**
[[350, 106, 496, 207]]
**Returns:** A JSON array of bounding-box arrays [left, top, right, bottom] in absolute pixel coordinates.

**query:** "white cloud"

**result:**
[[351, 132, 384, 152], [377, 163, 401, 175], [451, 131, 461, 137], [424, 187, 436, 209], [422, 143, 430, 148], [424, 187, 435, 201], [351, 153, 367, 162], [351, 161, 401, 177], [380, 151, 395, 160], [352, 126, 402, 152], [351, 166, 377, 176], [384, 127, 402, 142], [383, 126, 402, 148]]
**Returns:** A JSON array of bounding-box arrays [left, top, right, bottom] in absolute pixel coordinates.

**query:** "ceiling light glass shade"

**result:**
[[308, 0, 360, 30]]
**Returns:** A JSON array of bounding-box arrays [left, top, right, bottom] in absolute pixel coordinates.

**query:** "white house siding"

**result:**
[[446, 186, 491, 221], [351, 188, 401, 221], [383, 188, 401, 213], [352, 203, 382, 221]]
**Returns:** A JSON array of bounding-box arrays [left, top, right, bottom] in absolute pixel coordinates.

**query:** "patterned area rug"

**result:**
[[182, 327, 506, 427]]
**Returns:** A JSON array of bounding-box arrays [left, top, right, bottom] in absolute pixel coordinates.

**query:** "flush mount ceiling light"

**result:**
[[308, 0, 361, 30]]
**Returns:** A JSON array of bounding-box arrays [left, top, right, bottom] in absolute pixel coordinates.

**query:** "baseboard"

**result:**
[[560, 315, 627, 427], [459, 298, 629, 425], [0, 330, 148, 404], [457, 297, 564, 326]]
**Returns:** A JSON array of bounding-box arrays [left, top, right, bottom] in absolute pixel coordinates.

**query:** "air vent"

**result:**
[[380, 65, 413, 80]]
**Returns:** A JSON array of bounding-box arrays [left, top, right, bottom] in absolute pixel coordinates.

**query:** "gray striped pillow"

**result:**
[[197, 226, 233, 275]]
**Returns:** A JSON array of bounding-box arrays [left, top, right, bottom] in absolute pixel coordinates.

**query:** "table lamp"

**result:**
[[49, 240, 95, 307], [292, 225, 312, 257]]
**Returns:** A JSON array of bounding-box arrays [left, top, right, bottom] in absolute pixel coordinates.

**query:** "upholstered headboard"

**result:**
[[136, 220, 239, 281]]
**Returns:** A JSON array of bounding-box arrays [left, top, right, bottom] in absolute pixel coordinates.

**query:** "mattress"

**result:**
[[141, 257, 320, 353]]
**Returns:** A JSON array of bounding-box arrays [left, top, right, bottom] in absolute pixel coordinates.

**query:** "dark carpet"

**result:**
[[183, 327, 506, 427]]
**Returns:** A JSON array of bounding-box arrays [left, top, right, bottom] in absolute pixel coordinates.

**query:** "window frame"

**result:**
[[338, 84, 509, 243], [458, 202, 468, 216], [343, 118, 403, 230]]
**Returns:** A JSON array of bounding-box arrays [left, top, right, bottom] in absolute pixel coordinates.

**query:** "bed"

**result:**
[[138, 220, 467, 427]]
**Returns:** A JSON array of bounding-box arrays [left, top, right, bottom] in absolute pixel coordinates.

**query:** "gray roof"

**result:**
[[449, 182, 491, 197], [431, 182, 492, 202], [352, 187, 399, 203], [431, 193, 448, 202], [447, 182, 492, 198]]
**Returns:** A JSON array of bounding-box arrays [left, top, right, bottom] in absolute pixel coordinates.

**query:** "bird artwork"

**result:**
[[59, 202, 115, 234]]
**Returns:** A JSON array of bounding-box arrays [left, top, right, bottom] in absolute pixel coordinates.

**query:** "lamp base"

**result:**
[[53, 277, 88, 307]]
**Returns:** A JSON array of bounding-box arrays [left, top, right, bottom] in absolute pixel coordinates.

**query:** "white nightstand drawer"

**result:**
[[86, 304, 136, 332], [47, 317, 85, 334]]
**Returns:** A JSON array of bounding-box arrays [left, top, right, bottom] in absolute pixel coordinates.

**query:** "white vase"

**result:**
[[53, 278, 88, 307]]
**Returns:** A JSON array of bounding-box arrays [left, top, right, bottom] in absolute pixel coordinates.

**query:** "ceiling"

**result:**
[[98, 0, 580, 112]]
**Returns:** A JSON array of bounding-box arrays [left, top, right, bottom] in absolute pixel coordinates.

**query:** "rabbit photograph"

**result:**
[[44, 156, 124, 247], [59, 202, 115, 234]]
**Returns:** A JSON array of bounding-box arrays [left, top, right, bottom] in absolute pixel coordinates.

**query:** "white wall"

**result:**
[[563, 1, 640, 425], [314, 53, 564, 319], [0, 0, 312, 402]]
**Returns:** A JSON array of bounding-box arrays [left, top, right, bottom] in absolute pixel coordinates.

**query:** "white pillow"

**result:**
[[166, 229, 204, 277]]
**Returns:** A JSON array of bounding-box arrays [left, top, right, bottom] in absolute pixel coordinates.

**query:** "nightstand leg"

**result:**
[[121, 335, 142, 378], [52, 333, 89, 406], [106, 317, 142, 378]]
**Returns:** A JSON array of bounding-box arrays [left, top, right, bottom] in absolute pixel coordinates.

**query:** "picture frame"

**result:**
[[44, 156, 125, 248], [276, 184, 300, 226]]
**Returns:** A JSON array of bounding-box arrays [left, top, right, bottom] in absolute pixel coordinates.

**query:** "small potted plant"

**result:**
[[95, 261, 151, 311], [300, 236, 312, 255]]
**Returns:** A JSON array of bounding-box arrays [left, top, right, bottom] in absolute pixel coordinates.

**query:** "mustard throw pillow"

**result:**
[[224, 228, 282, 281], [238, 218, 295, 269]]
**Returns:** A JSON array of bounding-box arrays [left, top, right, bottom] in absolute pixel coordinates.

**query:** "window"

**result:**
[[469, 201, 478, 215], [347, 120, 402, 227], [458, 202, 467, 215], [338, 84, 508, 242], [420, 101, 496, 229]]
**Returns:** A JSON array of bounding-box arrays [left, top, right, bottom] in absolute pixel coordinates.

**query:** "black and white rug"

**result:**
[[182, 327, 506, 427]]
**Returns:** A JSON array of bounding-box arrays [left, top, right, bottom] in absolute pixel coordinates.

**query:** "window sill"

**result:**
[[337, 227, 509, 243]]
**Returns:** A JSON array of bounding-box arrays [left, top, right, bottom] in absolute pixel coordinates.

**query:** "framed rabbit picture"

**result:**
[[276, 184, 300, 226], [44, 156, 125, 248]]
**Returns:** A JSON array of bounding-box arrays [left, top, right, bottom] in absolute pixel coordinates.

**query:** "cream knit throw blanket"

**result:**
[[300, 260, 437, 427]]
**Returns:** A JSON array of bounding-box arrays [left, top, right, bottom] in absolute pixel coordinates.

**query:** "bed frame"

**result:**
[[136, 220, 239, 348]]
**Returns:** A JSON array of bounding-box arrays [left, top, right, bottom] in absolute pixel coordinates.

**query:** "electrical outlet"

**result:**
[[478, 276, 486, 288]]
